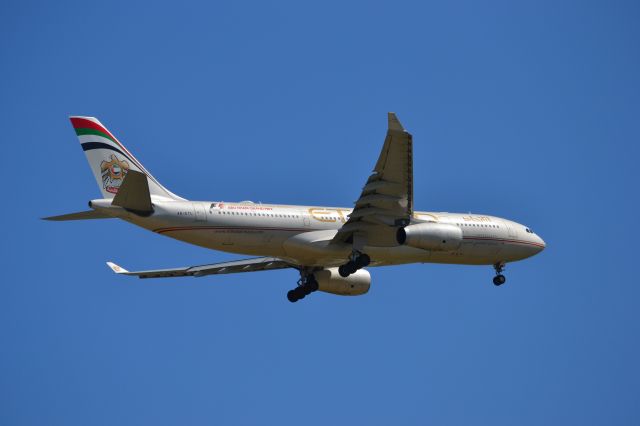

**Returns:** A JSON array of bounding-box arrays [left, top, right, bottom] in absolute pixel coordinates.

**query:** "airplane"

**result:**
[[44, 113, 545, 302]]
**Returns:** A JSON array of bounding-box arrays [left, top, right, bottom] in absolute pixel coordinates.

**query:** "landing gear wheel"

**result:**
[[339, 264, 351, 277], [339, 252, 370, 278], [493, 274, 506, 286], [287, 290, 299, 303], [287, 271, 321, 303], [492, 262, 506, 286], [356, 254, 371, 268]]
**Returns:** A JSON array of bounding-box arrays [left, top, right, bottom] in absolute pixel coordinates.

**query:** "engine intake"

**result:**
[[397, 222, 463, 251], [314, 268, 370, 296]]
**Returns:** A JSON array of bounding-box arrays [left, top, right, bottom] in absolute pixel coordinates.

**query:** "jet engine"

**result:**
[[396, 222, 463, 251], [315, 268, 370, 296]]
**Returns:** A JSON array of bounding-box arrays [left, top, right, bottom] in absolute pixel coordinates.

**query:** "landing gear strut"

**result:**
[[493, 262, 506, 286], [338, 252, 370, 277], [286, 272, 319, 303]]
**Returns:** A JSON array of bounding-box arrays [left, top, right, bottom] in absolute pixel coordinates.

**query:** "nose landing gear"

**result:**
[[286, 273, 319, 303], [493, 262, 506, 286], [338, 252, 370, 278]]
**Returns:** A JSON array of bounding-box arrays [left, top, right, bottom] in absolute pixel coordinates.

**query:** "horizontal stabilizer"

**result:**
[[42, 210, 113, 221], [111, 170, 153, 214]]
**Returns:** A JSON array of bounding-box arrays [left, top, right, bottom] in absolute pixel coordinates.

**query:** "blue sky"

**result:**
[[1, 0, 639, 424]]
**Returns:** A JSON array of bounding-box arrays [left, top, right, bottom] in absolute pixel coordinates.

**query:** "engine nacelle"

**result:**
[[314, 268, 370, 296], [396, 222, 463, 251]]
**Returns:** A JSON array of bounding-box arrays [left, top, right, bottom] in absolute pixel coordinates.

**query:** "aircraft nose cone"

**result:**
[[535, 235, 546, 252]]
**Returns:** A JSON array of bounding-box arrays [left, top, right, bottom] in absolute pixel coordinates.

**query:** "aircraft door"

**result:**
[[503, 221, 517, 238], [193, 203, 207, 222]]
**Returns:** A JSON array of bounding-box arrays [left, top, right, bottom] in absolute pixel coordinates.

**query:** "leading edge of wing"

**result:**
[[106, 257, 292, 279]]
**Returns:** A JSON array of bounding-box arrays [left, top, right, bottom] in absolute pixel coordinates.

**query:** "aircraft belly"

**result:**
[[366, 243, 501, 266], [168, 228, 292, 257]]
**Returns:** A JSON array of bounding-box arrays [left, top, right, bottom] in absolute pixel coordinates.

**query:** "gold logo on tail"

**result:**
[[100, 154, 130, 194]]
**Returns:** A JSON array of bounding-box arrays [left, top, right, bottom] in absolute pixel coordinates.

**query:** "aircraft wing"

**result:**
[[332, 112, 413, 247], [106, 257, 292, 279]]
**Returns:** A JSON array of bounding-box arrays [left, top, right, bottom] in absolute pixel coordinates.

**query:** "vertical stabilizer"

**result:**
[[69, 116, 183, 200]]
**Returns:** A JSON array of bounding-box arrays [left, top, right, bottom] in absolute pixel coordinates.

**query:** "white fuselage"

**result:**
[[93, 199, 546, 268]]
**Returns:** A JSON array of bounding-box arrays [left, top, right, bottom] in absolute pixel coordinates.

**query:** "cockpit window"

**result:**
[[525, 228, 534, 233]]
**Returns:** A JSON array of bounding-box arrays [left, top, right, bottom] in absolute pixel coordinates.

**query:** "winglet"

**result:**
[[106, 262, 129, 274], [388, 112, 405, 132]]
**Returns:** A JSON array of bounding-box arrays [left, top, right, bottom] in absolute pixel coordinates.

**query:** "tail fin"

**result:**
[[70, 116, 182, 200]]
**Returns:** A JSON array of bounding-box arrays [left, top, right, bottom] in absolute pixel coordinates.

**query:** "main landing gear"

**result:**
[[338, 252, 370, 278], [287, 273, 319, 303], [493, 262, 507, 286]]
